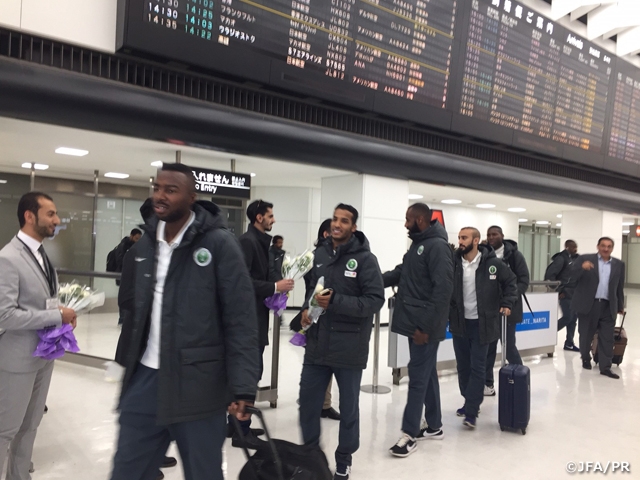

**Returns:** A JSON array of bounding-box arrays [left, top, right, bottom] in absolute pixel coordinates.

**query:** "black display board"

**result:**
[[191, 166, 252, 198], [117, 0, 640, 177]]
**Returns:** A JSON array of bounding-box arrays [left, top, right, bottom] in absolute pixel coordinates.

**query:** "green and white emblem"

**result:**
[[194, 248, 212, 267], [489, 265, 497, 275], [346, 259, 358, 271], [417, 245, 424, 255]]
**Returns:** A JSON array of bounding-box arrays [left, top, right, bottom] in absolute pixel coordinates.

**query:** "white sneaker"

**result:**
[[416, 419, 444, 440], [389, 433, 417, 457], [484, 385, 496, 396]]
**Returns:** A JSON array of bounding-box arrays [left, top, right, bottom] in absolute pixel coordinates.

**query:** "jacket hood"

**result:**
[[502, 239, 518, 259], [553, 249, 578, 260], [142, 201, 226, 235], [410, 220, 448, 244], [319, 230, 371, 255], [552, 251, 563, 260]]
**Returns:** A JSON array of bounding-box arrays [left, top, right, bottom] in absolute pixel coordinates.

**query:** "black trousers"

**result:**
[[110, 364, 227, 480], [578, 300, 616, 372]]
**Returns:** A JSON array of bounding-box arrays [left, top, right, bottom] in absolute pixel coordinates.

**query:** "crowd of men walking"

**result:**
[[0, 162, 626, 480]]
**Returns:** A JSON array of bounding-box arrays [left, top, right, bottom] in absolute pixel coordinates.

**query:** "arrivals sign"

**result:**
[[191, 167, 251, 199]]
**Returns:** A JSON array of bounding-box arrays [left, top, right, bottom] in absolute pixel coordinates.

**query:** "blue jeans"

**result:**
[[486, 322, 522, 387], [401, 338, 442, 437], [452, 320, 489, 418], [111, 364, 226, 480], [558, 297, 577, 345], [299, 364, 362, 467]]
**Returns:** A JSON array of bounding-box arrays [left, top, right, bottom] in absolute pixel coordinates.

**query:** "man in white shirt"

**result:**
[[0, 192, 77, 480], [448, 228, 517, 429], [110, 164, 260, 480]]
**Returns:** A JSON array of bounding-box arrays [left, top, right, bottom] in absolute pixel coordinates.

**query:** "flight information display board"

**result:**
[[139, 0, 457, 109], [458, 0, 612, 154], [119, 0, 640, 177], [609, 64, 640, 164]]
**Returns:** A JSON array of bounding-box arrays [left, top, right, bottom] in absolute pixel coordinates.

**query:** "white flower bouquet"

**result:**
[[264, 249, 315, 315]]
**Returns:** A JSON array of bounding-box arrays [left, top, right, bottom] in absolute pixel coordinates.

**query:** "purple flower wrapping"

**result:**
[[264, 292, 289, 316], [290, 331, 307, 347], [33, 324, 80, 360]]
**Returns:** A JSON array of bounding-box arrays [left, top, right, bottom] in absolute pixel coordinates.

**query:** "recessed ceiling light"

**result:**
[[250, 173, 256, 177], [536, 220, 550, 225], [623, 230, 630, 234], [55, 147, 89, 157], [0, 179, 6, 184], [441, 199, 462, 204], [508, 207, 526, 213], [476, 204, 495, 209], [21, 163, 49, 170], [557, 214, 563, 218], [622, 221, 634, 226], [556, 223, 562, 227], [104, 172, 130, 179], [408, 194, 424, 200], [150, 161, 163, 167], [518, 218, 528, 222]]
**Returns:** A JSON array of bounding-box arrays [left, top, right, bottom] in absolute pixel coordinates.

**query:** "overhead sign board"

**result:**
[[191, 167, 251, 199]]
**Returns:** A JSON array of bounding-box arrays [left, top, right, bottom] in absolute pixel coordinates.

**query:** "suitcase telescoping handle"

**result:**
[[230, 406, 285, 480], [501, 314, 508, 368], [616, 312, 627, 340]]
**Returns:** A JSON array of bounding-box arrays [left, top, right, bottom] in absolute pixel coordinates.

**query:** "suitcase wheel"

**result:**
[[500, 425, 505, 432], [521, 428, 526, 435]]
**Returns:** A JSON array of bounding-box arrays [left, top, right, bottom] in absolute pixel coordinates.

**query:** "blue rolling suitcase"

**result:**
[[498, 315, 530, 435]]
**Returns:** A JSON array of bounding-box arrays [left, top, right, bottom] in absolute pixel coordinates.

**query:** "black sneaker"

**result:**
[[416, 419, 444, 440], [321, 407, 341, 421], [563, 342, 580, 352], [389, 433, 417, 457], [334, 463, 351, 480], [582, 360, 592, 370]]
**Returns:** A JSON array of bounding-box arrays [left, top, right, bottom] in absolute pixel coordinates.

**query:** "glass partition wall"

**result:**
[[519, 224, 562, 281]]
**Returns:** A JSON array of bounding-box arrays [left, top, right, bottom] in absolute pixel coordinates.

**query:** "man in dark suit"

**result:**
[[572, 237, 625, 379], [234, 200, 294, 445]]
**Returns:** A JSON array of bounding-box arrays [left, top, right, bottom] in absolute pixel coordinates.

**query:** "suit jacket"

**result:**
[[238, 224, 273, 347], [0, 236, 62, 373], [571, 253, 625, 319]]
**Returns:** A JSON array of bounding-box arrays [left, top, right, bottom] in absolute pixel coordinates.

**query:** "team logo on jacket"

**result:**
[[417, 245, 424, 255], [489, 265, 497, 275], [194, 248, 212, 267], [346, 259, 358, 271]]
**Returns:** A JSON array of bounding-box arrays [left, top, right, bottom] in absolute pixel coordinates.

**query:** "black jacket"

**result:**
[[269, 246, 286, 282], [500, 240, 530, 325], [383, 221, 454, 341], [449, 245, 518, 345], [544, 250, 579, 298], [302, 232, 385, 369], [239, 224, 273, 347], [571, 254, 625, 319], [119, 202, 260, 425], [115, 237, 135, 272], [115, 244, 137, 366]]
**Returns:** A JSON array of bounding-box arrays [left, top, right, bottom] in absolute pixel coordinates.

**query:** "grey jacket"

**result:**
[[571, 254, 625, 319], [383, 221, 454, 341], [119, 202, 260, 425], [0, 236, 62, 373]]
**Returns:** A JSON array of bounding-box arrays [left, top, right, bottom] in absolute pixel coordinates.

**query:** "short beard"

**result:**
[[458, 243, 474, 255], [408, 221, 421, 235], [35, 218, 54, 238]]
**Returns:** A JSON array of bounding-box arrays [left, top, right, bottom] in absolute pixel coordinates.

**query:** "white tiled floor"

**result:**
[[20, 292, 640, 479]]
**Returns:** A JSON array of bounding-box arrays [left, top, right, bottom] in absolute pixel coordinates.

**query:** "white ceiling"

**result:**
[[0, 117, 347, 188], [0, 116, 637, 229]]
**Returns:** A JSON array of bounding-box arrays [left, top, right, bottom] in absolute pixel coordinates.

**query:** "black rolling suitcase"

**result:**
[[233, 407, 332, 480], [498, 314, 531, 435]]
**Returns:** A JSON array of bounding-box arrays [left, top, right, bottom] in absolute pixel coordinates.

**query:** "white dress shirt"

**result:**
[[17, 230, 44, 271], [141, 212, 196, 370], [494, 244, 505, 260], [462, 250, 482, 320], [596, 254, 612, 300]]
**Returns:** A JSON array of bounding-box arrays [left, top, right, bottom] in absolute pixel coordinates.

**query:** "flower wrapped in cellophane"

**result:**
[[290, 276, 326, 347], [264, 249, 314, 316], [33, 282, 105, 360]]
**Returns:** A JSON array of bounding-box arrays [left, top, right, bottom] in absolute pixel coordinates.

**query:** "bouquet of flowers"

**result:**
[[290, 277, 326, 347], [33, 282, 105, 360], [264, 249, 314, 316]]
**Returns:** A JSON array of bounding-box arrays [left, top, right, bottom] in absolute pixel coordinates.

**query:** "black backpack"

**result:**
[[106, 246, 119, 272]]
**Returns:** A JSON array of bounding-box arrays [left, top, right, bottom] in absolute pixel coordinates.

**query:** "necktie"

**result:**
[[38, 245, 56, 297]]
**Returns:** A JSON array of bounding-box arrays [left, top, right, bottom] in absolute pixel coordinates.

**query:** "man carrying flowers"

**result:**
[[298, 204, 384, 480]]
